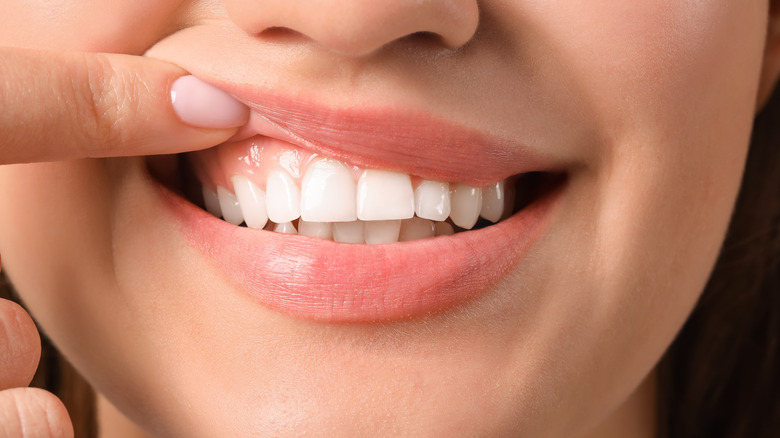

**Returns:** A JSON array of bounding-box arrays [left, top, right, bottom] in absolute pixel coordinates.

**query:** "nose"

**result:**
[[223, 0, 480, 57]]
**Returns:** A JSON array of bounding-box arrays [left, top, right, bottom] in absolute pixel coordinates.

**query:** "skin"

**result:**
[[1, 0, 779, 436]]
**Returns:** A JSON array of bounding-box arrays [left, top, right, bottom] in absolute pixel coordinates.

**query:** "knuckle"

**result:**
[[73, 54, 143, 157]]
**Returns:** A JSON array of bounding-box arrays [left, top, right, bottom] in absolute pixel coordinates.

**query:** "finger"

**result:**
[[0, 46, 249, 165], [0, 387, 73, 438], [0, 299, 40, 390]]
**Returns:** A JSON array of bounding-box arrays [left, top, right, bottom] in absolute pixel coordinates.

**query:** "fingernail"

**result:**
[[170, 75, 249, 128]]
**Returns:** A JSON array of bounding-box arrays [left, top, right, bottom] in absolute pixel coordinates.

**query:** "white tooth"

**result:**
[[298, 220, 333, 240], [357, 169, 414, 221], [449, 183, 482, 229], [274, 222, 298, 234], [480, 181, 505, 223], [414, 180, 450, 221], [434, 222, 455, 236], [300, 159, 357, 222], [217, 186, 244, 226], [202, 185, 222, 218], [266, 168, 301, 223], [363, 220, 401, 245], [399, 217, 435, 241], [332, 221, 365, 244], [231, 175, 268, 229]]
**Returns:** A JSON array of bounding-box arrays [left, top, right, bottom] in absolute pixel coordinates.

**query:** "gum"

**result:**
[[190, 136, 428, 193]]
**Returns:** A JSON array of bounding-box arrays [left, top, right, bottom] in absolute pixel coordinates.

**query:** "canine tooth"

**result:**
[[357, 169, 414, 221], [434, 222, 455, 236], [364, 220, 401, 245], [274, 222, 298, 234], [301, 159, 357, 222], [399, 217, 435, 241], [450, 183, 482, 229], [480, 180, 505, 223], [266, 168, 301, 223], [298, 220, 333, 240], [332, 221, 365, 244], [414, 180, 450, 221], [217, 186, 244, 226], [232, 175, 268, 229], [202, 185, 222, 218]]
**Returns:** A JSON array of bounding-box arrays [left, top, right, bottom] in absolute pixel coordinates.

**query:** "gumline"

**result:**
[[188, 135, 512, 195]]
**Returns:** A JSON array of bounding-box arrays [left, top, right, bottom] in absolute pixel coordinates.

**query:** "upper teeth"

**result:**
[[357, 169, 415, 221], [266, 168, 301, 223], [300, 159, 358, 222], [200, 156, 509, 243], [414, 180, 451, 221]]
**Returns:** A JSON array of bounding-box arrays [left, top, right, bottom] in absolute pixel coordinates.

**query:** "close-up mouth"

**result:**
[[148, 97, 569, 323]]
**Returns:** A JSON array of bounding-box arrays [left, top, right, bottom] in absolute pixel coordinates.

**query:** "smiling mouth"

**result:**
[[149, 93, 567, 322]]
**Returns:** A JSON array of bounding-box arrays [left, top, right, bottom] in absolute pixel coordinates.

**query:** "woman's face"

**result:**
[[0, 0, 770, 436]]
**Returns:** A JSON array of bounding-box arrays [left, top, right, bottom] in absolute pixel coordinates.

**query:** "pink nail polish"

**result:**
[[170, 75, 248, 128]]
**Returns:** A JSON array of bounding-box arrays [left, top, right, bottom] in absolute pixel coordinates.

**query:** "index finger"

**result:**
[[0, 47, 249, 165]]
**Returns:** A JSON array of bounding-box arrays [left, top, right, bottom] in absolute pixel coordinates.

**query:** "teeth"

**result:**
[[364, 220, 401, 245], [414, 180, 451, 221], [273, 222, 298, 234], [231, 175, 268, 229], [300, 159, 357, 222], [434, 221, 455, 236], [217, 186, 244, 226], [298, 220, 333, 240], [449, 183, 482, 229], [398, 217, 435, 241], [357, 169, 415, 221], [266, 168, 301, 223], [204, 157, 516, 241], [480, 181, 505, 223], [332, 221, 365, 244], [202, 186, 223, 218]]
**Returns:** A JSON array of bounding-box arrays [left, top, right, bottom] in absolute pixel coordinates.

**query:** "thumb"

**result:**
[[0, 46, 248, 165]]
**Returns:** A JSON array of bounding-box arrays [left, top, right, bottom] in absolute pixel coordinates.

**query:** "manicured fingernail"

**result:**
[[170, 75, 249, 128]]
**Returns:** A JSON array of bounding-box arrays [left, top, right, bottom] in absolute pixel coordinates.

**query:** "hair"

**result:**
[[2, 18, 780, 438]]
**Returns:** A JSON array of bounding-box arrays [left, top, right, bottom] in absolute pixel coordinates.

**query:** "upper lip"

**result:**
[[201, 79, 561, 185]]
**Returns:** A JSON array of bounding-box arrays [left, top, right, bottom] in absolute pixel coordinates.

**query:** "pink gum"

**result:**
[[190, 136, 426, 192]]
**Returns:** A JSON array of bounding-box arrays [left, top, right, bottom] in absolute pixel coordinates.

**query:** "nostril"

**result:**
[[402, 31, 450, 49], [255, 26, 315, 47]]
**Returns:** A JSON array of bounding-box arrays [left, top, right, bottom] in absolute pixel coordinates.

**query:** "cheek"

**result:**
[[492, 2, 765, 431], [0, 0, 184, 53], [0, 161, 116, 356]]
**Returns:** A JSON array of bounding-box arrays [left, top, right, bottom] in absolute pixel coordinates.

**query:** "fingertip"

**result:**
[[0, 300, 41, 390], [170, 75, 249, 129], [0, 387, 74, 438]]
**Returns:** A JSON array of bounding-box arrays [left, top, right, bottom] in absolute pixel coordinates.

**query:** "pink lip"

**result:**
[[212, 82, 558, 185], [160, 180, 561, 322]]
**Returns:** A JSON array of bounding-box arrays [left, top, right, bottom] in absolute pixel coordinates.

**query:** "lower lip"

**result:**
[[158, 182, 561, 323]]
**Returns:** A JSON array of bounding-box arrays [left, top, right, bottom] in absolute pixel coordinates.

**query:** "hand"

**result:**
[[0, 46, 249, 436]]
